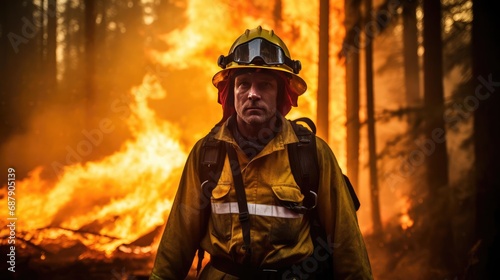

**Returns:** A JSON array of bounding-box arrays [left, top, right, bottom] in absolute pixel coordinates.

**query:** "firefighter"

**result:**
[[150, 26, 373, 280]]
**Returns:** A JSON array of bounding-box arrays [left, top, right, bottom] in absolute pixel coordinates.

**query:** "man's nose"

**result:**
[[248, 84, 261, 100]]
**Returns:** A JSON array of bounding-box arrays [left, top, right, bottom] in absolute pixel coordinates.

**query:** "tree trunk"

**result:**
[[364, 0, 382, 234], [40, 0, 45, 67], [344, 0, 361, 190], [422, 0, 454, 275], [401, 0, 422, 212], [46, 0, 57, 95], [468, 1, 500, 279], [317, 0, 329, 141], [402, 0, 420, 126], [84, 0, 96, 126], [345, 50, 360, 190], [422, 0, 448, 203], [0, 0, 17, 144]]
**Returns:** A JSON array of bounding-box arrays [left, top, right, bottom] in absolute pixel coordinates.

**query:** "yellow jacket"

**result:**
[[150, 115, 373, 279]]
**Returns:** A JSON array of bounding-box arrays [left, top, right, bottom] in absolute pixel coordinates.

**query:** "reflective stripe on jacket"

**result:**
[[150, 114, 373, 279]]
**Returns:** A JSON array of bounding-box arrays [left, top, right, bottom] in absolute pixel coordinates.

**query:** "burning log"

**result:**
[[53, 226, 121, 240], [0, 225, 157, 280]]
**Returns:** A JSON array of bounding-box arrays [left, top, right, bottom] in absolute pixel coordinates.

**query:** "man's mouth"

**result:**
[[245, 107, 263, 112]]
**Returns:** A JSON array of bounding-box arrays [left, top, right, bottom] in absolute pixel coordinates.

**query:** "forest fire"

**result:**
[[2, 0, 495, 279], [0, 74, 186, 260], [0, 0, 350, 277]]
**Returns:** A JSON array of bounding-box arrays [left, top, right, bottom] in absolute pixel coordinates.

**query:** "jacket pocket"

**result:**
[[210, 183, 232, 241], [270, 185, 304, 245]]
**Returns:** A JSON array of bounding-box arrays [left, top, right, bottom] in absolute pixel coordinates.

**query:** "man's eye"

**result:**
[[238, 82, 250, 89], [260, 82, 273, 89]]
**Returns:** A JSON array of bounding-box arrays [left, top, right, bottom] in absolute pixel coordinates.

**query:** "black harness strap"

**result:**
[[288, 119, 320, 210], [226, 142, 252, 260], [197, 125, 226, 276], [199, 125, 226, 193], [288, 119, 360, 211]]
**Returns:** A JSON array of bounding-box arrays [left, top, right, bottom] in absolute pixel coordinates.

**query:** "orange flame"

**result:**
[[399, 197, 414, 230], [148, 0, 347, 166], [1, 74, 187, 255]]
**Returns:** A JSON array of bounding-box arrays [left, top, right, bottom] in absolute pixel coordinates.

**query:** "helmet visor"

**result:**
[[232, 38, 286, 65]]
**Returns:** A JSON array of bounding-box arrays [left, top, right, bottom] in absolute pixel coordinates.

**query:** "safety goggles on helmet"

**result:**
[[218, 38, 302, 74]]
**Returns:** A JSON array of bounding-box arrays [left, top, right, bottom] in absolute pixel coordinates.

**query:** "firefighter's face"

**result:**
[[233, 71, 278, 133]]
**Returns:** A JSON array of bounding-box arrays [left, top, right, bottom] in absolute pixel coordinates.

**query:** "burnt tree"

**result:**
[[467, 0, 500, 279], [317, 0, 330, 141], [84, 0, 96, 126], [422, 0, 455, 275], [364, 0, 382, 234], [402, 0, 421, 131], [344, 0, 362, 190]]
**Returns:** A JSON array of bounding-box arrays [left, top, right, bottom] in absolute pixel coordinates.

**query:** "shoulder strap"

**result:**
[[288, 118, 320, 210], [288, 118, 360, 211], [199, 125, 226, 195], [197, 125, 226, 276], [287, 118, 360, 278], [226, 143, 252, 260]]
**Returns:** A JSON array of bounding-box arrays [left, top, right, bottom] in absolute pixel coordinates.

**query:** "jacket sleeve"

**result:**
[[150, 140, 206, 280], [315, 137, 373, 279]]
